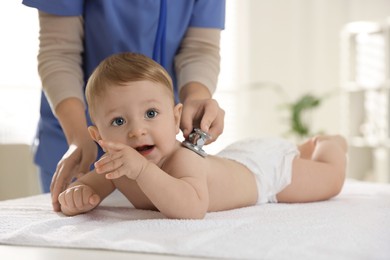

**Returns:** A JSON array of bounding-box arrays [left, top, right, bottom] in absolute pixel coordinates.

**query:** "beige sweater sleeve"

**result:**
[[174, 28, 221, 95], [38, 11, 85, 114]]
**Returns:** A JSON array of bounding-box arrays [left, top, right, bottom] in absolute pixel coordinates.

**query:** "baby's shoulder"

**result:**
[[162, 145, 209, 177], [166, 145, 205, 165]]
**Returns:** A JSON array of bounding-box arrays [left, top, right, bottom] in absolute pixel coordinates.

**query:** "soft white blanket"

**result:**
[[0, 179, 389, 260]]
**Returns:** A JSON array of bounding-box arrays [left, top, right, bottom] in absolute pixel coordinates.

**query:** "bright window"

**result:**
[[0, 2, 40, 144]]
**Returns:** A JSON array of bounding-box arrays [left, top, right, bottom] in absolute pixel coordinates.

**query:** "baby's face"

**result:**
[[92, 80, 181, 166]]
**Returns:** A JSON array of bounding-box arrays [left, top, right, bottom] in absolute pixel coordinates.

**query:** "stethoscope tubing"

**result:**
[[153, 0, 167, 67], [153, 0, 179, 101]]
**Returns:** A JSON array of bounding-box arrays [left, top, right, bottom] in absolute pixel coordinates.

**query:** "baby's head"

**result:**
[[85, 52, 182, 164], [86, 52, 174, 120]]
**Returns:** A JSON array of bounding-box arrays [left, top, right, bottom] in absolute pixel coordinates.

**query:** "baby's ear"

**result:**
[[88, 126, 105, 151], [88, 126, 101, 143], [173, 103, 183, 134]]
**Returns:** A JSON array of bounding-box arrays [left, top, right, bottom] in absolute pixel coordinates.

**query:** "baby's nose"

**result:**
[[128, 124, 147, 138]]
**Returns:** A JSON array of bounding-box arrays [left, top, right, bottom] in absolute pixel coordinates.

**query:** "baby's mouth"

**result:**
[[135, 145, 155, 156]]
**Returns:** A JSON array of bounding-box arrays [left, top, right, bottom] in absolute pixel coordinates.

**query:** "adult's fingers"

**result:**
[[180, 105, 196, 139], [199, 99, 220, 132], [76, 146, 97, 179], [51, 162, 77, 212], [200, 100, 225, 144]]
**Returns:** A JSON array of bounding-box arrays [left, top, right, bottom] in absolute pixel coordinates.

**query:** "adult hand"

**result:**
[[51, 138, 98, 212], [50, 98, 97, 212], [180, 98, 225, 144]]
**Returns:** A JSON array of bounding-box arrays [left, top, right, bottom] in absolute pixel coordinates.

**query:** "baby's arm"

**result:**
[[58, 169, 116, 216], [96, 140, 209, 219]]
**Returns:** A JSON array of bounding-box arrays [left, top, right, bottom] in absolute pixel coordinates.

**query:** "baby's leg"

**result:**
[[277, 135, 347, 203]]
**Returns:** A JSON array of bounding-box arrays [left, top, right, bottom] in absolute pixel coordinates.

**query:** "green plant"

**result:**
[[248, 82, 331, 139], [285, 94, 322, 138]]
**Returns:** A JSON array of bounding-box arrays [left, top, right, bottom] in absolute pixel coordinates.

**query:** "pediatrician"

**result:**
[[22, 0, 226, 211]]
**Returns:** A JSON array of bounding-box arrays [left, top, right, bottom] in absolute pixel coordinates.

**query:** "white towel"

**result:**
[[1, 179, 390, 260]]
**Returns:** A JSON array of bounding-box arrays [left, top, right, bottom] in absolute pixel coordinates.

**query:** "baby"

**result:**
[[58, 52, 347, 219]]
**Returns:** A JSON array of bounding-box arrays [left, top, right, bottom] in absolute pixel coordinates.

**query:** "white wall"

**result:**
[[0, 144, 40, 200], [212, 0, 390, 149], [0, 1, 40, 144], [0, 2, 41, 199]]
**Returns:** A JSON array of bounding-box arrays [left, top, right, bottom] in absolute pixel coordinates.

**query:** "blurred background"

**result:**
[[1, 0, 389, 200]]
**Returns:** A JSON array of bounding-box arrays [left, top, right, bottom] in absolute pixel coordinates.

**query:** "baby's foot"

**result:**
[[298, 137, 317, 159], [313, 135, 348, 153]]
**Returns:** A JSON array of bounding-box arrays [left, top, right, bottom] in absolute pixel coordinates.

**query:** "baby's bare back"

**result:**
[[206, 155, 258, 211]]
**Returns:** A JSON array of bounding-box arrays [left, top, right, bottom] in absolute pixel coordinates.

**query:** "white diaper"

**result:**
[[216, 138, 300, 204]]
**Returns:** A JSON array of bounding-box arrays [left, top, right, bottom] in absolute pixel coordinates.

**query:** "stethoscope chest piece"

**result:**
[[181, 128, 211, 157]]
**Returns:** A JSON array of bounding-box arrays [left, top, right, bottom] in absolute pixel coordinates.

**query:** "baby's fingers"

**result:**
[[95, 153, 121, 172], [98, 140, 126, 152], [80, 185, 100, 207], [58, 190, 69, 208], [104, 169, 125, 180], [89, 194, 100, 205], [58, 189, 77, 215], [95, 156, 124, 176], [73, 186, 99, 209], [58, 185, 100, 216]]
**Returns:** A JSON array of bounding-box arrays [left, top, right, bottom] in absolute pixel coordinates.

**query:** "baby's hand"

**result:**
[[95, 140, 148, 180], [58, 184, 100, 216]]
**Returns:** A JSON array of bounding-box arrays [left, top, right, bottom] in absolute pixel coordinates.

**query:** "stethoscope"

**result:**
[[152, 0, 179, 101], [153, 0, 167, 68]]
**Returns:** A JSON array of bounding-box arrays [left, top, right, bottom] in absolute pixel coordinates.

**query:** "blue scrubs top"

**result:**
[[22, 0, 225, 176]]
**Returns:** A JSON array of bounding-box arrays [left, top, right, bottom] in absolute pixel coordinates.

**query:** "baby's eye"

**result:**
[[111, 117, 125, 126], [145, 109, 158, 119]]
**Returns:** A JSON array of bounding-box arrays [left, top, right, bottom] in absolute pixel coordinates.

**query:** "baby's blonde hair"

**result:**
[[86, 52, 174, 118]]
